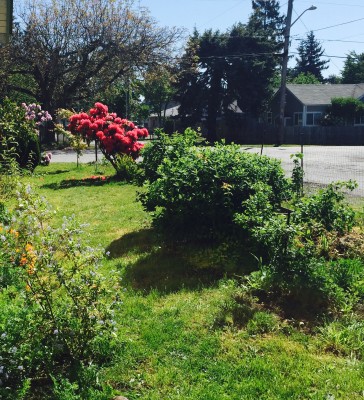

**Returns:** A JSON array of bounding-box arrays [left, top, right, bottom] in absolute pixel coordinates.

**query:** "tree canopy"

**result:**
[[293, 31, 329, 82], [288, 72, 320, 84], [174, 0, 284, 142], [323, 97, 364, 126], [1, 0, 183, 114], [341, 51, 364, 84]]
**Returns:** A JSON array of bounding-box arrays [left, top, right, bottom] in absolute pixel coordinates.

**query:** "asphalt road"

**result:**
[[48, 146, 364, 198], [246, 145, 364, 198], [48, 148, 101, 164]]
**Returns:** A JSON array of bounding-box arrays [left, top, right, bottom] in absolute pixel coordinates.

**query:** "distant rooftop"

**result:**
[[286, 83, 364, 105]]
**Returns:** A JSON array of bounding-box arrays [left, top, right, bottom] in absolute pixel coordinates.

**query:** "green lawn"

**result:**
[[18, 163, 364, 399]]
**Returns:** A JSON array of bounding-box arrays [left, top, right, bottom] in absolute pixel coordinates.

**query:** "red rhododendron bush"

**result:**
[[68, 102, 148, 174]]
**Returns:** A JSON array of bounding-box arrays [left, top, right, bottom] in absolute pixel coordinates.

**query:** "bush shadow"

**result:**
[[40, 169, 71, 175], [41, 176, 123, 190], [106, 229, 255, 294]]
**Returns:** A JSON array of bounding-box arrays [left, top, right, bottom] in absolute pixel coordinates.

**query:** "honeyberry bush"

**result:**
[[139, 129, 290, 239], [0, 181, 118, 399], [140, 129, 364, 316]]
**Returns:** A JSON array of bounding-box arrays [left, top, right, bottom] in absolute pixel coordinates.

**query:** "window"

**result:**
[[354, 115, 364, 125], [294, 113, 302, 126], [266, 112, 272, 124], [306, 112, 322, 126]]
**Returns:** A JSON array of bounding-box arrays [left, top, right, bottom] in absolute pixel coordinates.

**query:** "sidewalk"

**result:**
[[46, 148, 103, 164]]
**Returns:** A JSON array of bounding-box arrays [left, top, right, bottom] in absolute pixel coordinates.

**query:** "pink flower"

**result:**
[[68, 103, 146, 165]]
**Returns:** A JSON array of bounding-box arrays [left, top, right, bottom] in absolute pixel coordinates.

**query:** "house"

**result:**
[[270, 83, 364, 127], [0, 0, 13, 44], [147, 101, 180, 131]]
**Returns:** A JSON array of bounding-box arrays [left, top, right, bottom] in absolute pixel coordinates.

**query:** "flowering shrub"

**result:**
[[0, 99, 41, 170], [68, 102, 148, 176], [0, 183, 119, 398], [40, 152, 52, 166], [21, 103, 52, 126]]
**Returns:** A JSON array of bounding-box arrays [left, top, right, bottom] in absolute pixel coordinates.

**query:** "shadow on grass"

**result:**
[[40, 169, 71, 175], [106, 229, 255, 293], [41, 175, 124, 190]]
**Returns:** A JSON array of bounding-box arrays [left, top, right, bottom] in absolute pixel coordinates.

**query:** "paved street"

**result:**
[[48, 145, 364, 198], [245, 145, 364, 198], [47, 148, 102, 164]]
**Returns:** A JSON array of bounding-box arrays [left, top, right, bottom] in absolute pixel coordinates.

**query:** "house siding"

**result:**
[[0, 0, 11, 44], [284, 93, 303, 126]]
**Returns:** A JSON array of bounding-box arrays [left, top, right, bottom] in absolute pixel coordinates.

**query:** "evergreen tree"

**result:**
[[174, 1, 284, 142], [225, 1, 284, 117], [326, 74, 342, 84], [294, 31, 329, 82], [174, 30, 207, 133], [248, 0, 284, 37], [341, 51, 364, 84], [198, 30, 228, 141]]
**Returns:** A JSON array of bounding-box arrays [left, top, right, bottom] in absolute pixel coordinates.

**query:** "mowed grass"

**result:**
[[19, 163, 364, 399]]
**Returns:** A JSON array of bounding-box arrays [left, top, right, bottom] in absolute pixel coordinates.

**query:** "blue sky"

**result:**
[[138, 0, 364, 78]]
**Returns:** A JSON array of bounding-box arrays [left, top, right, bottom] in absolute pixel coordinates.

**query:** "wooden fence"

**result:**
[[215, 118, 364, 146]]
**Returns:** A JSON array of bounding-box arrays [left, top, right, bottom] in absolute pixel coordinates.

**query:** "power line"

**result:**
[[289, 51, 347, 59], [293, 38, 364, 44], [307, 1, 364, 8], [310, 17, 364, 33]]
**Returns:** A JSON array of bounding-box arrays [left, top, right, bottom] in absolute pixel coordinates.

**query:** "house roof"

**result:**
[[149, 101, 180, 118], [286, 83, 364, 106]]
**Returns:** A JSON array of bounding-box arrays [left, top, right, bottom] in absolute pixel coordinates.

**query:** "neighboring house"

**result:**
[[0, 0, 12, 44], [270, 84, 364, 127], [147, 101, 180, 131], [147, 100, 244, 133]]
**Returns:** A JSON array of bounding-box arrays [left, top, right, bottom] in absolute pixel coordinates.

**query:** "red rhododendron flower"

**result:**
[[68, 102, 148, 171], [96, 131, 105, 140]]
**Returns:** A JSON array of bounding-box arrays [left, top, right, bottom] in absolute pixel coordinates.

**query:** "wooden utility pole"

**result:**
[[277, 0, 294, 145]]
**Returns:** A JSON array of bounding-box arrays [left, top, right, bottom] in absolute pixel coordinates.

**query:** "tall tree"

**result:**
[[174, 29, 228, 141], [97, 76, 150, 124], [175, 0, 284, 141], [198, 29, 228, 141], [226, 1, 284, 116], [140, 64, 177, 128], [248, 0, 284, 37], [1, 0, 183, 114], [294, 31, 329, 81], [341, 51, 364, 84]]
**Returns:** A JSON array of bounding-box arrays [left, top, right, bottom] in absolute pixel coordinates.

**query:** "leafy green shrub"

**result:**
[[238, 181, 361, 316], [293, 181, 357, 234], [0, 99, 41, 170], [140, 136, 290, 239], [323, 97, 364, 126], [114, 153, 142, 182], [140, 127, 203, 183], [0, 184, 119, 398], [290, 153, 304, 197]]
